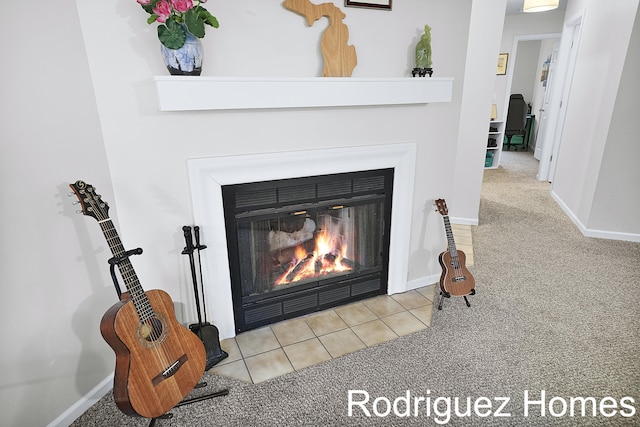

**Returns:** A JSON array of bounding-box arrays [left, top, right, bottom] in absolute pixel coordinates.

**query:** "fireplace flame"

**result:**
[[276, 228, 352, 285]]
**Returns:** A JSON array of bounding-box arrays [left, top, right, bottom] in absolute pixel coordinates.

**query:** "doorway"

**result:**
[[501, 33, 561, 165], [500, 15, 583, 183]]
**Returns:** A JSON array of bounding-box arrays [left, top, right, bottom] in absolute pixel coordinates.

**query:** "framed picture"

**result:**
[[541, 55, 551, 87], [345, 0, 392, 10], [497, 53, 509, 75]]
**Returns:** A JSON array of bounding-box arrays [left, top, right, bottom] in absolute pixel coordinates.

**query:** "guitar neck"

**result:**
[[442, 214, 458, 257], [99, 219, 153, 321]]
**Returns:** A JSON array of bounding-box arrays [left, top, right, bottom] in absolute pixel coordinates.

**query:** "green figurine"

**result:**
[[413, 25, 433, 77]]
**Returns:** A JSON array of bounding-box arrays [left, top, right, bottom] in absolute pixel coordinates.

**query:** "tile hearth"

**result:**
[[209, 224, 474, 384]]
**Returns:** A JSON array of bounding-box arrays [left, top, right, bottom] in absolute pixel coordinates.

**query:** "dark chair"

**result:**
[[504, 94, 528, 151]]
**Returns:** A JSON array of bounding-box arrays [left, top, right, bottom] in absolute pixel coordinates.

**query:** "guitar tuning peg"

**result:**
[[72, 201, 80, 205], [68, 192, 75, 197], [76, 210, 83, 214]]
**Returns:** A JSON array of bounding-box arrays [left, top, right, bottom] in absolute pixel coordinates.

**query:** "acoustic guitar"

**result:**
[[435, 199, 475, 302], [70, 180, 206, 419]]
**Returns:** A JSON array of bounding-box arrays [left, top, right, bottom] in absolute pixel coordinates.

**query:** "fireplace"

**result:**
[[187, 143, 416, 339], [223, 169, 393, 332]]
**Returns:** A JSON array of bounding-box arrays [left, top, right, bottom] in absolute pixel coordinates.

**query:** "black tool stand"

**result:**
[[148, 386, 229, 426], [106, 248, 229, 426], [437, 289, 475, 310]]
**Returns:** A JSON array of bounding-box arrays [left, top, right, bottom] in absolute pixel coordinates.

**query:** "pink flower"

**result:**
[[153, 0, 172, 22], [136, 0, 151, 5], [171, 0, 193, 13]]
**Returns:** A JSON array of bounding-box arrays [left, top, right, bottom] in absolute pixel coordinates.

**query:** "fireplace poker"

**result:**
[[182, 225, 228, 369], [182, 226, 204, 328], [194, 226, 208, 322]]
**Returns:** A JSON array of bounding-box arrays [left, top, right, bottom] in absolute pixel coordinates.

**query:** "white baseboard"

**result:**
[[551, 191, 640, 243], [582, 228, 640, 242], [449, 216, 478, 226], [405, 274, 440, 292], [47, 374, 113, 427]]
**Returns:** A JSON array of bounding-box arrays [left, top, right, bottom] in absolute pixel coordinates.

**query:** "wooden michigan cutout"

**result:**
[[284, 0, 358, 77]]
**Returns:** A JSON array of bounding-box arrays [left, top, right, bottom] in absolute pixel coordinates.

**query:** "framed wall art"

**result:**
[[345, 0, 392, 10], [497, 53, 509, 75]]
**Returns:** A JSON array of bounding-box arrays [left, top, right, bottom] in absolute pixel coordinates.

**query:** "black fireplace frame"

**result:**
[[222, 168, 394, 333]]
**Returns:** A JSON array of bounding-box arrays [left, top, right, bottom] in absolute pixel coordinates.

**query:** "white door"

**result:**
[[537, 18, 583, 182], [548, 23, 581, 182], [534, 43, 559, 160]]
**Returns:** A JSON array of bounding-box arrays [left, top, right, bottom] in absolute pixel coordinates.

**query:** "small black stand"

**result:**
[[412, 67, 433, 77], [437, 289, 475, 310], [108, 248, 143, 299], [106, 246, 228, 426], [148, 386, 229, 426]]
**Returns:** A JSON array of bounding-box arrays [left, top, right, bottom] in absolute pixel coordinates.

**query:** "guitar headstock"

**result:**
[[435, 199, 448, 216], [69, 180, 109, 221]]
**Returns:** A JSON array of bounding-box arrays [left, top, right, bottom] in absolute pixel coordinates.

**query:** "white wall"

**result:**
[[72, 0, 477, 330], [588, 14, 640, 235], [511, 40, 541, 104], [589, 8, 640, 234], [0, 1, 116, 426], [451, 0, 507, 223], [551, 0, 640, 239]]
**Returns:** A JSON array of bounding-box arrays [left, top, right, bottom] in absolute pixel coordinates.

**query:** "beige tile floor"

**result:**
[[451, 223, 474, 266], [209, 225, 473, 384]]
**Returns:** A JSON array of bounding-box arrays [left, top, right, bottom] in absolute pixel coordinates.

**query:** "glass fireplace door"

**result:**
[[236, 197, 385, 301]]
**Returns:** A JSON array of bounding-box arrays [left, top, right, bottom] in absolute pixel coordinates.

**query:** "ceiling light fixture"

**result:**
[[523, 0, 559, 13]]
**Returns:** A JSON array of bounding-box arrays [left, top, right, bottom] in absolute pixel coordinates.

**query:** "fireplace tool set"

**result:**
[[182, 225, 228, 370]]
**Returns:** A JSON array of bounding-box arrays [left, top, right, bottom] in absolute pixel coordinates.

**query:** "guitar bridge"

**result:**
[[452, 276, 466, 282], [152, 354, 188, 386]]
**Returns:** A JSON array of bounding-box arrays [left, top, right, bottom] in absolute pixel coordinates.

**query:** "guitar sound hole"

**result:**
[[137, 314, 169, 348]]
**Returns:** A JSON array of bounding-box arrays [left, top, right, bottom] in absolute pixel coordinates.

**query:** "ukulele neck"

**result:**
[[442, 214, 458, 257]]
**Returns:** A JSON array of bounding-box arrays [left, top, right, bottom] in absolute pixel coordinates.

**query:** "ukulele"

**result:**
[[435, 199, 475, 300], [70, 180, 206, 419]]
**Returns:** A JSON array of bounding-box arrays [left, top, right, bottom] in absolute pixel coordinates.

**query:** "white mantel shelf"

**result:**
[[153, 76, 454, 111]]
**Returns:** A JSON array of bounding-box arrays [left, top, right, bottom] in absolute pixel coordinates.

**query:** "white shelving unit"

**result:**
[[485, 120, 504, 169]]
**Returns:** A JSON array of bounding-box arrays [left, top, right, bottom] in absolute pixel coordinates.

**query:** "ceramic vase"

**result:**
[[160, 30, 203, 76]]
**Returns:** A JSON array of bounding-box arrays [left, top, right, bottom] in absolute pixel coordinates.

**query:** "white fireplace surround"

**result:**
[[188, 143, 417, 338]]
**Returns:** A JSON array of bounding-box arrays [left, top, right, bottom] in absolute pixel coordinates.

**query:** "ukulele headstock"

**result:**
[[69, 180, 110, 221], [435, 199, 448, 216]]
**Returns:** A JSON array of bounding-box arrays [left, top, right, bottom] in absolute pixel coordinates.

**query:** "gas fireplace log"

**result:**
[[268, 218, 316, 251], [285, 253, 314, 282], [323, 253, 337, 264], [341, 258, 357, 269], [323, 253, 357, 269], [272, 263, 289, 278]]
